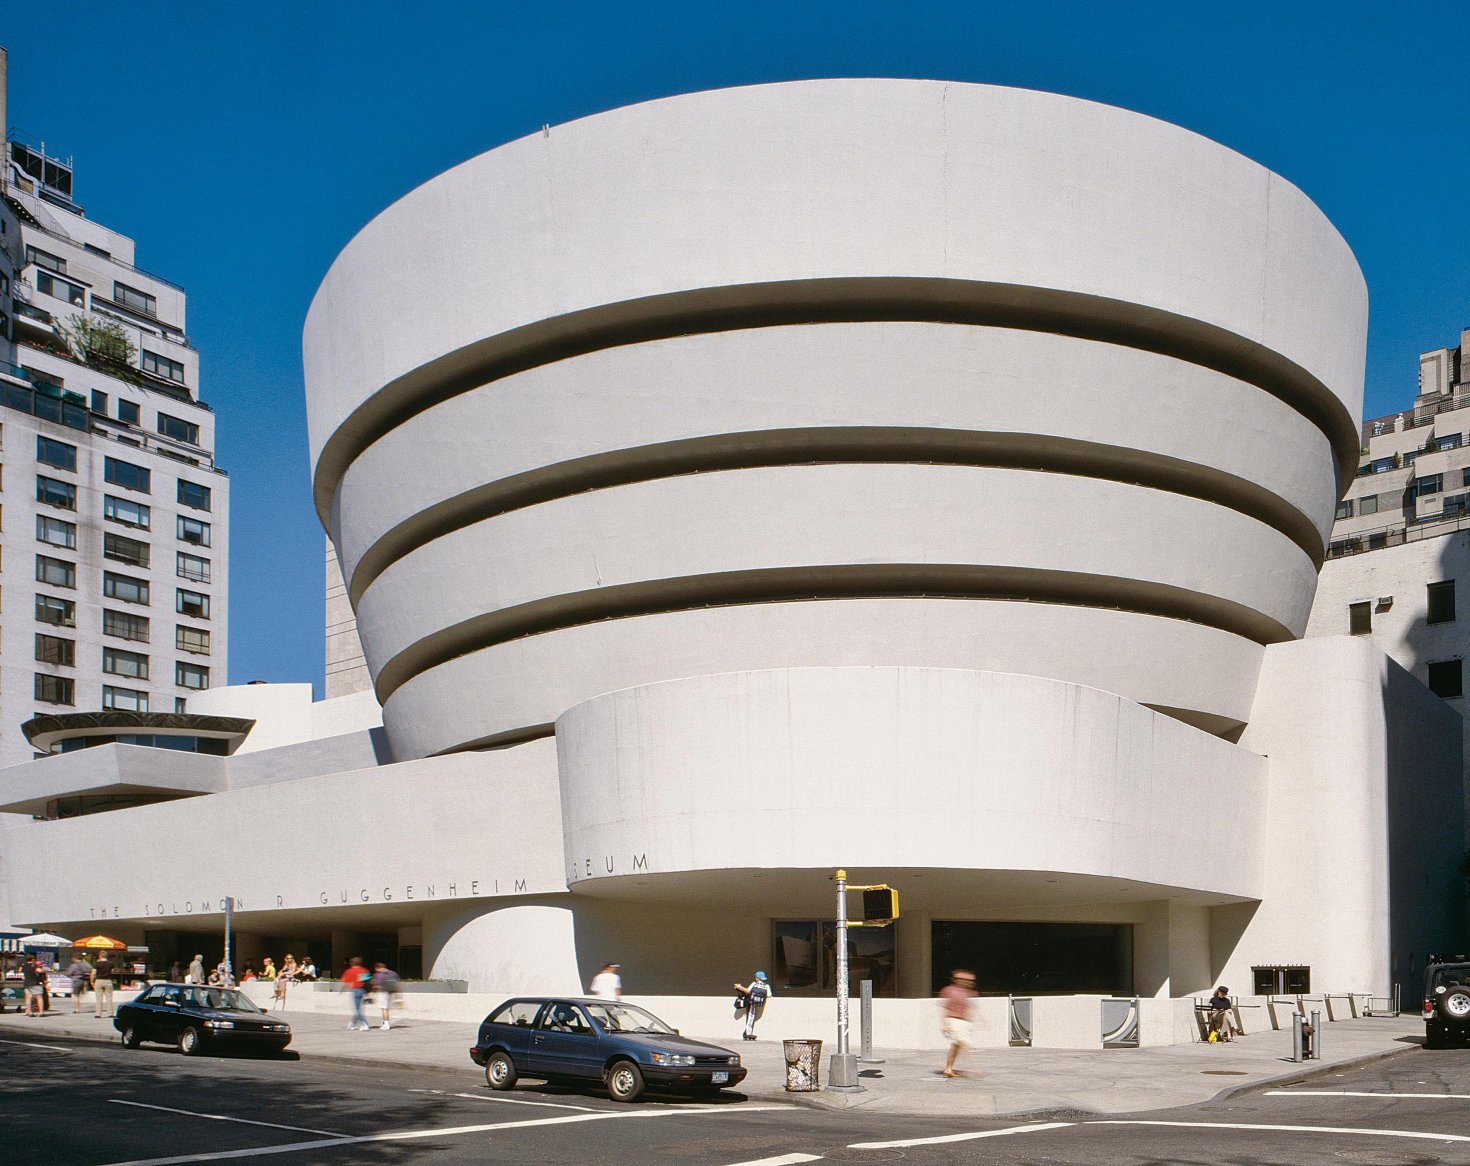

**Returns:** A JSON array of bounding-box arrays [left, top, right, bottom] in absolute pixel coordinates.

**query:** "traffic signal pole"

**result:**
[[830, 869, 859, 1089]]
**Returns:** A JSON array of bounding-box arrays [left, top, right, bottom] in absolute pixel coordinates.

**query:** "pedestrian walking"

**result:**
[[372, 962, 402, 1030], [22, 957, 44, 1017], [937, 968, 977, 1077], [732, 970, 772, 1040], [92, 953, 116, 1019], [66, 956, 89, 1014], [342, 956, 372, 1030], [188, 953, 205, 985], [589, 961, 622, 1000]]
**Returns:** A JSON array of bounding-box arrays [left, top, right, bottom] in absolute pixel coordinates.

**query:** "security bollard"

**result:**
[[1310, 1009, 1321, 1060], [1292, 1012, 1305, 1062]]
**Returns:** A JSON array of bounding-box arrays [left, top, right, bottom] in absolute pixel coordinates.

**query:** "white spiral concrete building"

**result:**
[[6, 82, 1460, 1029]]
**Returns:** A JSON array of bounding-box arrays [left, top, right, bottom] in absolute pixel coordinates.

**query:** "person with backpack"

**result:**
[[732, 970, 772, 1040], [372, 962, 402, 1030]]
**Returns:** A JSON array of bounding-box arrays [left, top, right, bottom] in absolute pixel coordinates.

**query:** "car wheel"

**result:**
[[120, 1025, 141, 1049], [485, 1050, 518, 1091], [178, 1026, 203, 1056], [606, 1059, 645, 1103], [1437, 987, 1470, 1023]]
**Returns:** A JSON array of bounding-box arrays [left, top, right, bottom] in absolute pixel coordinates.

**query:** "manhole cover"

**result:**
[[1334, 1152, 1441, 1165], [1200, 1070, 1250, 1075]]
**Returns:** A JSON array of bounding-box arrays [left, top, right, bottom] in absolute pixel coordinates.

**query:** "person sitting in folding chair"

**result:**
[[1207, 986, 1238, 1042]]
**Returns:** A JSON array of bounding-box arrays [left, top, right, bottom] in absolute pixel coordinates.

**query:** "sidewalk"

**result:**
[[0, 1005, 1421, 1118]]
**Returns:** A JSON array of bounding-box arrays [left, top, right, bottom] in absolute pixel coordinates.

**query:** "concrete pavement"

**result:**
[[0, 1003, 1423, 1118]]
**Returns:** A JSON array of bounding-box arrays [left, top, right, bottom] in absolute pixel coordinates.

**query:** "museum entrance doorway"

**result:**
[[931, 920, 1134, 995]]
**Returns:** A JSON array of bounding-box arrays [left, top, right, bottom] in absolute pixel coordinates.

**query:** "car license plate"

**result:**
[[711, 1071, 729, 1083]]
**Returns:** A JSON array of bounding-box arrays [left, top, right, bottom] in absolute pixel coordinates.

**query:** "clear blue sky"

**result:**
[[5, 3, 1467, 693]]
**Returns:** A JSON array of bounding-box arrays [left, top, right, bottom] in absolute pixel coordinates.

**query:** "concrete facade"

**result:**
[[0, 81, 1459, 1043]]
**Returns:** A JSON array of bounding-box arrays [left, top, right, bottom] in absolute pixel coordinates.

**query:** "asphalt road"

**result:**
[[5, 1033, 1470, 1165]]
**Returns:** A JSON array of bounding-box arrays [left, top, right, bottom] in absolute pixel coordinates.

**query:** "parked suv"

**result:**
[[1423, 954, 1470, 1048]]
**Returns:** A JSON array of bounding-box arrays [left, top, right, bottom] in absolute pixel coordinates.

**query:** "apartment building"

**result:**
[[0, 105, 228, 769], [1308, 331, 1470, 796]]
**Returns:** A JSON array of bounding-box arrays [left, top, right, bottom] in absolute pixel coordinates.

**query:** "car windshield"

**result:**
[[584, 1002, 676, 1035], [178, 987, 260, 1012]]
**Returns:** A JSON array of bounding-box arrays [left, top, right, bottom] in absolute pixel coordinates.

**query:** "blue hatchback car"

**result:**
[[470, 997, 746, 1102]]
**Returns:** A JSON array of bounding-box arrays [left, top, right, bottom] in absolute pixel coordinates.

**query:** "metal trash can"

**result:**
[[783, 1038, 822, 1091]]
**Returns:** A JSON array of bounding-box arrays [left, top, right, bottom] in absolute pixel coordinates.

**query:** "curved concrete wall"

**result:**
[[303, 79, 1366, 764], [555, 668, 1267, 900]]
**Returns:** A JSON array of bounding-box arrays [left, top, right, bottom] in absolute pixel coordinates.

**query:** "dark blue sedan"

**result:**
[[114, 983, 291, 1056], [470, 997, 746, 1102]]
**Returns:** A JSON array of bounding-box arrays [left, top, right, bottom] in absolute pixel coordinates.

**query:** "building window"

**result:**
[[35, 270, 85, 306], [36, 555, 76, 589], [103, 532, 150, 568], [113, 282, 157, 317], [1252, 966, 1310, 995], [36, 475, 77, 510], [1438, 433, 1464, 452], [117, 399, 140, 426], [1428, 659, 1463, 699], [177, 516, 211, 546], [177, 552, 210, 583], [103, 609, 150, 642], [1349, 601, 1372, 636], [34, 674, 74, 705], [104, 495, 151, 529], [176, 662, 209, 690], [103, 571, 150, 605], [104, 457, 151, 493], [176, 625, 211, 655], [35, 633, 74, 666], [159, 414, 200, 445], [36, 594, 76, 627], [36, 435, 77, 471], [1428, 581, 1456, 625], [174, 697, 188, 713], [177, 479, 211, 511], [26, 245, 65, 273], [102, 685, 149, 713], [176, 589, 209, 619], [1335, 500, 1353, 520], [91, 389, 108, 415], [103, 647, 149, 680], [1359, 494, 1379, 516], [36, 515, 76, 549], [1415, 473, 1444, 498], [141, 350, 186, 385]]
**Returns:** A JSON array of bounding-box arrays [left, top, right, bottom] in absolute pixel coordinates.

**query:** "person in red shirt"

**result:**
[[342, 956, 372, 1031], [937, 969, 978, 1078]]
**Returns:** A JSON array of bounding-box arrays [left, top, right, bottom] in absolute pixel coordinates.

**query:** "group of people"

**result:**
[[12, 953, 118, 1019], [586, 961, 775, 1042], [341, 957, 402, 1031]]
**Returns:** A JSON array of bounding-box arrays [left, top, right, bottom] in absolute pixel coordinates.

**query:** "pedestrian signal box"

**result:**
[[862, 887, 899, 925]]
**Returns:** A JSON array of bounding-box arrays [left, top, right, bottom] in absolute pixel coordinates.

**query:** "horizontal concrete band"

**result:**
[[310, 277, 1362, 526], [341, 427, 1329, 607], [382, 599, 1266, 759], [370, 563, 1296, 704]]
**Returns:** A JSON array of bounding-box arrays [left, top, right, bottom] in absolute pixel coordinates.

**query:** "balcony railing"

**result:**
[[1328, 507, 1470, 559]]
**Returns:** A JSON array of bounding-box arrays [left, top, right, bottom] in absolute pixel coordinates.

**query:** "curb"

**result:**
[[1208, 1043, 1419, 1106]]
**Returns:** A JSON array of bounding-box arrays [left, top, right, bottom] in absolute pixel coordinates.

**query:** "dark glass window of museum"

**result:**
[[1253, 965, 1310, 995], [1428, 581, 1456, 624], [1349, 601, 1372, 636], [1428, 659, 1463, 699]]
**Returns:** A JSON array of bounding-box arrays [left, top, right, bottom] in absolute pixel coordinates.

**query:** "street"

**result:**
[[5, 1034, 1470, 1164]]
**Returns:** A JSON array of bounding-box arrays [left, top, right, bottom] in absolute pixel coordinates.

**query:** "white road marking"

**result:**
[[100, 1104, 789, 1165], [1090, 1120, 1470, 1145], [408, 1087, 597, 1111], [0, 1038, 71, 1053], [721, 1155, 822, 1165], [108, 1099, 345, 1137], [1266, 1089, 1470, 1100], [849, 1121, 1073, 1148]]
